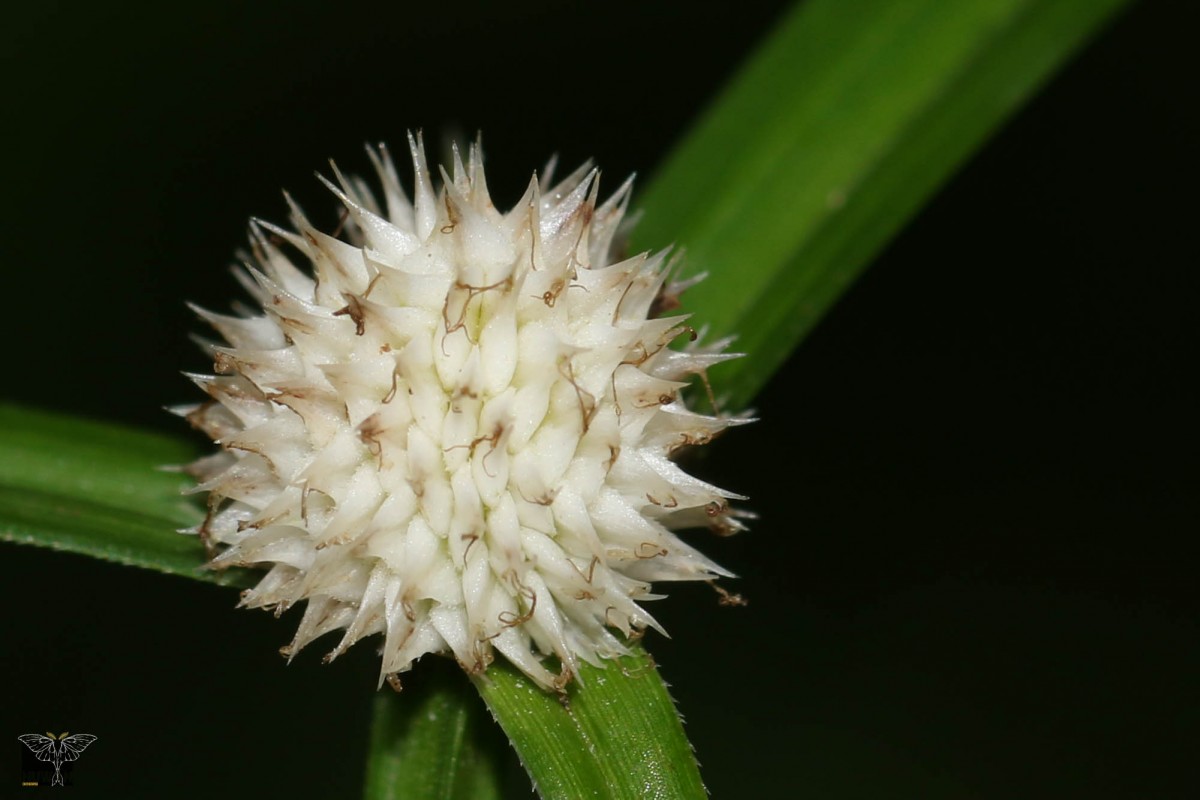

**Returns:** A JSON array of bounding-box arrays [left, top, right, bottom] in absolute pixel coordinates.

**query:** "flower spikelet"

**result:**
[[177, 134, 749, 689]]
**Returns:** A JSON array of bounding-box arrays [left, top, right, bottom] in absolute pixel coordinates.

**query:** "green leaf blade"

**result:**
[[0, 404, 251, 586], [633, 0, 1129, 409], [0, 404, 198, 522], [472, 646, 705, 800]]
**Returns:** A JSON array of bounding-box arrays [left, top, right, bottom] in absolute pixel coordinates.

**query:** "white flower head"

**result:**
[[178, 134, 749, 690]]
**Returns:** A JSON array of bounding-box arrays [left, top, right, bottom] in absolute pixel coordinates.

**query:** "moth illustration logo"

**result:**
[[18, 732, 98, 787]]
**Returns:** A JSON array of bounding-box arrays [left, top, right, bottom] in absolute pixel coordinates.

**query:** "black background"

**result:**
[[2, 1, 1194, 797]]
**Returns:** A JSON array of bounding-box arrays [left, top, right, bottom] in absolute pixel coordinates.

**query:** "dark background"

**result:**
[[2, 1, 1194, 797]]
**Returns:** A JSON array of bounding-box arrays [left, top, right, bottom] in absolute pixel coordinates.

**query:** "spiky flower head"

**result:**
[[178, 134, 748, 690]]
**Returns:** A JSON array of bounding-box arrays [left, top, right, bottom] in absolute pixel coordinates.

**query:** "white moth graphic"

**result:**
[[18, 732, 98, 786]]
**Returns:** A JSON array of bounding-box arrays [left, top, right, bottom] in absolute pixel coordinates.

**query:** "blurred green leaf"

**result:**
[[366, 665, 502, 800], [633, 0, 1129, 409]]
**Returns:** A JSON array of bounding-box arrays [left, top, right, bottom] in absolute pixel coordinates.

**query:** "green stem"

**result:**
[[365, 662, 501, 800]]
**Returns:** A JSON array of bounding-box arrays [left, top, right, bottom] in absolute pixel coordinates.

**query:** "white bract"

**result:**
[[178, 135, 748, 689]]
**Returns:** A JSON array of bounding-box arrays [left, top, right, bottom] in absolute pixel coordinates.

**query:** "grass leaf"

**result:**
[[0, 403, 251, 586], [632, 0, 1130, 409], [471, 644, 705, 800]]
